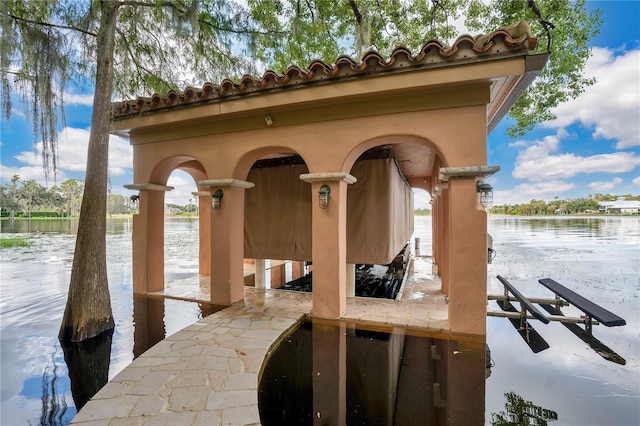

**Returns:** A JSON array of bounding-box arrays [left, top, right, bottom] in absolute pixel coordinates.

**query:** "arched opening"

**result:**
[[133, 156, 209, 299], [339, 137, 443, 300], [412, 187, 433, 256], [342, 145, 412, 299], [163, 169, 199, 283], [240, 150, 312, 291]]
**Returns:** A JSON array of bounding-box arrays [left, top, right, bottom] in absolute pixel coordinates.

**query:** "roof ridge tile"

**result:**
[[112, 21, 535, 119]]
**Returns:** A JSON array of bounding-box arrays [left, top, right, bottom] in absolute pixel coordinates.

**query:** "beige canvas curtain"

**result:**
[[346, 158, 414, 264], [244, 158, 414, 265], [244, 163, 312, 261]]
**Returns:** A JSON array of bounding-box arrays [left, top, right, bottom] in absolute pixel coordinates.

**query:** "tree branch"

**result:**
[[8, 13, 97, 37], [528, 0, 555, 52], [304, 0, 315, 23], [349, 0, 363, 25], [120, 0, 284, 37], [198, 17, 286, 37], [1, 69, 36, 80], [115, 28, 174, 92], [118, 0, 182, 8]]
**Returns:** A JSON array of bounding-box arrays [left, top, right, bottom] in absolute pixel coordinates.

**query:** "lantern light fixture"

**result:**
[[477, 181, 493, 208], [319, 185, 331, 209], [129, 194, 139, 211], [211, 189, 224, 210]]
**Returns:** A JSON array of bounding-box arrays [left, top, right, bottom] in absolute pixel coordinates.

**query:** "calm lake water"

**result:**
[[0, 216, 638, 425]]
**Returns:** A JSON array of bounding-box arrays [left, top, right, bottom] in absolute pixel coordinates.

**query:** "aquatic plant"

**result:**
[[0, 236, 32, 248]]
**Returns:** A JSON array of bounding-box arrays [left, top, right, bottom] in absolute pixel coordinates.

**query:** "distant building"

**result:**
[[598, 197, 640, 214]]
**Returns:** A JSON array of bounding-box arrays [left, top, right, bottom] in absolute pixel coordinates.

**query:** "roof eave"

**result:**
[[487, 53, 550, 134]]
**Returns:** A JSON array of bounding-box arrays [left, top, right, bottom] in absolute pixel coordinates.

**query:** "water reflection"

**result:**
[[1, 216, 638, 425], [259, 320, 487, 425], [0, 217, 214, 425], [60, 329, 114, 411], [486, 216, 639, 425], [0, 218, 131, 235], [491, 392, 558, 425], [132, 296, 219, 358], [132, 297, 166, 358], [37, 350, 71, 426]]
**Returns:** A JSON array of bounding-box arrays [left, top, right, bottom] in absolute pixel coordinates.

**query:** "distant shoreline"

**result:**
[[2, 213, 638, 222]]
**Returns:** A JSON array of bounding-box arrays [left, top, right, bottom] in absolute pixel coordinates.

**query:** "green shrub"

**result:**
[[30, 211, 63, 218]]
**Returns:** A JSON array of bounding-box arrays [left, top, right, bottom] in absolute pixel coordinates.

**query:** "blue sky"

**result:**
[[1, 1, 639, 208]]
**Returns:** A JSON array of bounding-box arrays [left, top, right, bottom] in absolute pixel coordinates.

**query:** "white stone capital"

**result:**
[[124, 183, 174, 191], [198, 179, 255, 189], [299, 173, 357, 184], [439, 165, 500, 181]]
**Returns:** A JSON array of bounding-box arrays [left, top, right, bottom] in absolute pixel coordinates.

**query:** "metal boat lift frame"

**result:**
[[487, 275, 627, 363]]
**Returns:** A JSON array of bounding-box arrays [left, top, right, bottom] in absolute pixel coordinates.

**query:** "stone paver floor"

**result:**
[[72, 256, 448, 425]]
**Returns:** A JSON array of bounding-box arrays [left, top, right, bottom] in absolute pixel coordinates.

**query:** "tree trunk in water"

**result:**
[[59, 1, 119, 342]]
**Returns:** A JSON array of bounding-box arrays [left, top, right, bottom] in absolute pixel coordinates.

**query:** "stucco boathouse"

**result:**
[[113, 21, 546, 337]]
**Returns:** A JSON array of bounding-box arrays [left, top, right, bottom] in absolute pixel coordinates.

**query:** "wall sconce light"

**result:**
[[477, 181, 493, 208], [319, 185, 331, 209], [211, 189, 224, 210], [129, 194, 139, 211]]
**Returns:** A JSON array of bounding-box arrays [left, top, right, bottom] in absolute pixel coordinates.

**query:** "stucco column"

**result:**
[[125, 183, 174, 295], [440, 166, 498, 335], [193, 191, 211, 276], [440, 188, 450, 293], [431, 181, 448, 285], [431, 198, 440, 271], [255, 259, 267, 289], [199, 179, 255, 306], [300, 173, 357, 319], [446, 177, 486, 334], [291, 261, 305, 280], [346, 263, 356, 297]]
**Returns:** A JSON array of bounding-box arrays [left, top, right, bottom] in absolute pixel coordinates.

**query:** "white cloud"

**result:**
[[587, 177, 623, 192], [512, 130, 640, 181], [0, 163, 69, 185], [545, 47, 640, 149], [494, 180, 578, 205], [165, 171, 198, 205], [108, 135, 134, 176], [633, 176, 640, 187], [1, 127, 132, 186], [508, 140, 528, 148], [64, 92, 94, 106]]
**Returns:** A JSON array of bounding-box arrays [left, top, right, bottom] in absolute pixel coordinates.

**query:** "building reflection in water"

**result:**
[[132, 296, 218, 358], [132, 296, 167, 358], [259, 319, 487, 425]]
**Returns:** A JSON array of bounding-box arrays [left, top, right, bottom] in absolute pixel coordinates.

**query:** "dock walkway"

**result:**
[[71, 257, 447, 425]]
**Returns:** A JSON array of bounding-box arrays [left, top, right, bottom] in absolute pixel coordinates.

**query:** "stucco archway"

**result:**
[[127, 156, 211, 295], [116, 25, 546, 335]]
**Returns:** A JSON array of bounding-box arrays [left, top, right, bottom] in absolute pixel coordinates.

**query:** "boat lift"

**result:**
[[487, 275, 627, 364]]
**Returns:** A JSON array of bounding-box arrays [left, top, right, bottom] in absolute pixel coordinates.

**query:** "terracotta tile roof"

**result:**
[[112, 21, 536, 120]]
